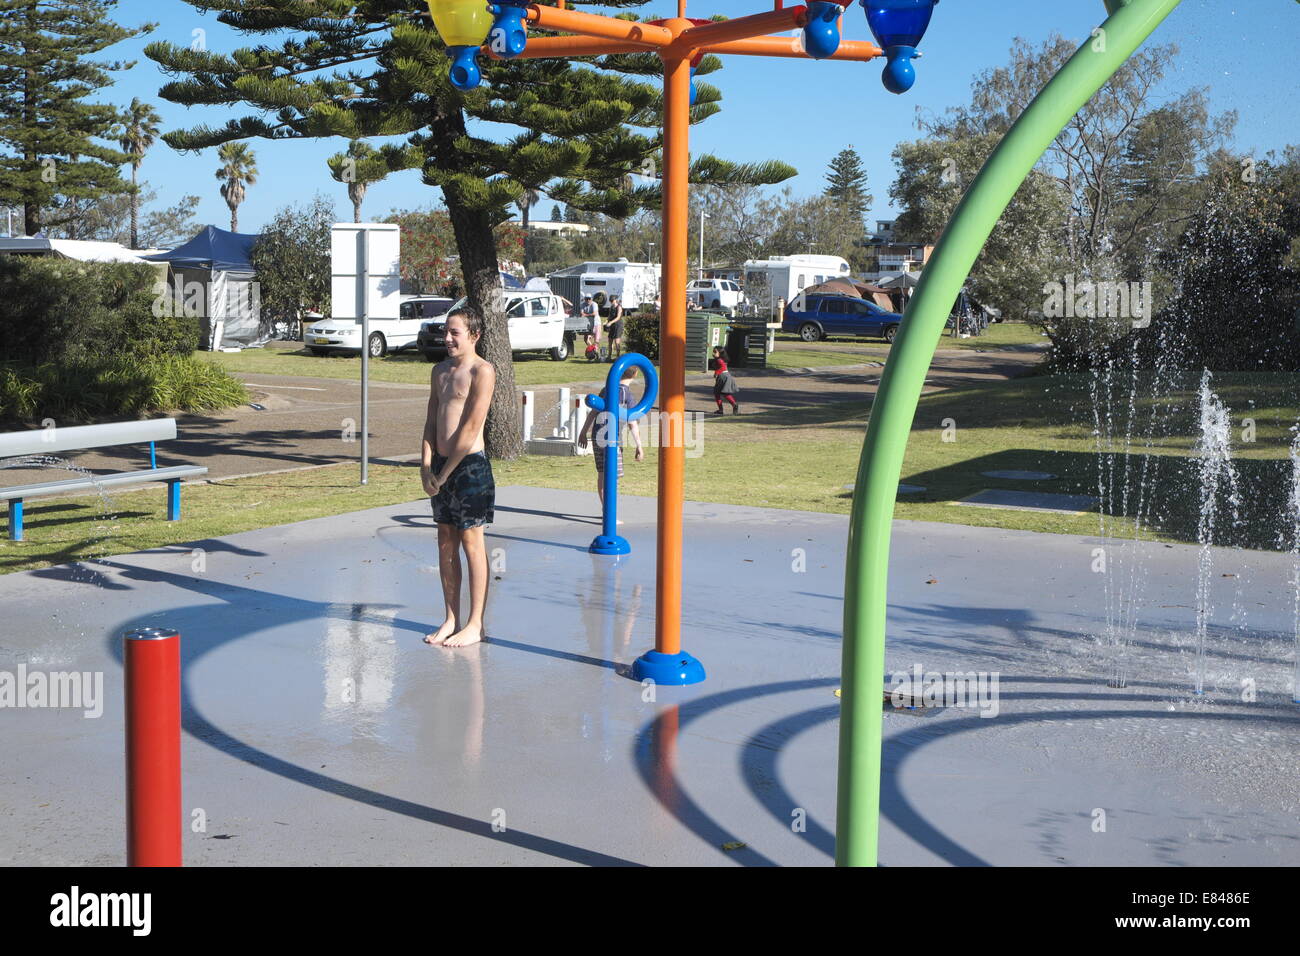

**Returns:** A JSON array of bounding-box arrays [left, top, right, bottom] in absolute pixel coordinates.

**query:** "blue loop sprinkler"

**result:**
[[585, 352, 658, 556], [447, 45, 483, 90], [862, 0, 938, 94], [689, 65, 698, 106], [488, 1, 529, 60], [802, 1, 843, 60]]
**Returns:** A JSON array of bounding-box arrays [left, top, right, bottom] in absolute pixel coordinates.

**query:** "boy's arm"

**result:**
[[629, 419, 643, 459], [578, 403, 594, 446], [421, 366, 440, 473], [435, 362, 496, 483]]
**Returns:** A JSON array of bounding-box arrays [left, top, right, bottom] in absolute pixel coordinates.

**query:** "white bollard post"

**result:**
[[521, 391, 534, 443], [554, 388, 571, 437]]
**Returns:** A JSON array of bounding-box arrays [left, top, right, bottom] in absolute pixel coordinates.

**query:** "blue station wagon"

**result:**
[[782, 293, 904, 343]]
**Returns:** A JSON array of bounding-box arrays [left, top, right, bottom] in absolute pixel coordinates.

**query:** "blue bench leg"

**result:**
[[167, 480, 181, 521], [8, 499, 22, 542]]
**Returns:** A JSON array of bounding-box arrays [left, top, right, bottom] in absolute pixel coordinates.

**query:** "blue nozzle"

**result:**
[[447, 45, 482, 91], [802, 1, 842, 60], [689, 65, 698, 106], [881, 44, 918, 94], [488, 4, 528, 60]]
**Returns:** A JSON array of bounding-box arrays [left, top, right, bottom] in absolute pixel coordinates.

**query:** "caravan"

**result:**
[[547, 259, 661, 311], [742, 254, 851, 319]]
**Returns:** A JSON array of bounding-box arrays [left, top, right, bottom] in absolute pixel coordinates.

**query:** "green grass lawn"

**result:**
[[7, 369, 1297, 575], [198, 342, 609, 388]]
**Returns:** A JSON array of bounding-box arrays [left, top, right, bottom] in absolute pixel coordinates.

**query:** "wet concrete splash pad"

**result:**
[[1, 487, 1296, 866]]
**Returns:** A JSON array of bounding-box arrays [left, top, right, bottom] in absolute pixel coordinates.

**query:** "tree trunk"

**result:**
[[130, 163, 140, 248], [521, 202, 530, 272], [445, 189, 523, 461], [230, 205, 238, 231]]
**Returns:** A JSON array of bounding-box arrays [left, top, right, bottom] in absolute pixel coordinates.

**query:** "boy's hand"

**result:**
[[577, 433, 588, 450], [634, 445, 644, 462], [421, 466, 441, 497]]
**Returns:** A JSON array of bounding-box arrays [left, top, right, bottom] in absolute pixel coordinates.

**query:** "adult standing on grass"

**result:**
[[421, 307, 496, 648], [604, 295, 625, 362]]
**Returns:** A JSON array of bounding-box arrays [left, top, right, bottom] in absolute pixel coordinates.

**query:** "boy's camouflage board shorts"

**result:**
[[430, 451, 495, 530]]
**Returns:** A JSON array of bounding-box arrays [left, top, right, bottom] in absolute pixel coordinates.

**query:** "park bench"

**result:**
[[0, 418, 208, 542]]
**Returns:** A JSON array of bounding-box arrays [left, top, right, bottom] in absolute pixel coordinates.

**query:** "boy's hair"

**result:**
[[620, 365, 638, 380], [713, 346, 728, 360], [446, 306, 483, 340]]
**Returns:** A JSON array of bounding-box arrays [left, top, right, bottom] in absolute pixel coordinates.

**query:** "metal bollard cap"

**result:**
[[123, 626, 180, 642]]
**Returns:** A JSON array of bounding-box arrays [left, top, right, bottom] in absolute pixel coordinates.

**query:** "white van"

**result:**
[[416, 291, 574, 361], [304, 294, 453, 357]]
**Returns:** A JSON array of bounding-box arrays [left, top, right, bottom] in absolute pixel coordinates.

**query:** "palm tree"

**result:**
[[326, 141, 390, 222], [119, 99, 161, 248], [517, 187, 539, 270], [215, 143, 258, 231]]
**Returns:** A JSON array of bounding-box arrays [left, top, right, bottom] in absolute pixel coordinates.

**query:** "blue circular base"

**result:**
[[589, 534, 630, 555], [631, 649, 706, 686]]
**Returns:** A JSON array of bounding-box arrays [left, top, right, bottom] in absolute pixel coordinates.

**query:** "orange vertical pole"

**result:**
[[655, 49, 691, 659]]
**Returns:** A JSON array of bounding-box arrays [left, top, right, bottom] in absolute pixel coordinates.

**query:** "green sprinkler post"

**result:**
[[835, 0, 1186, 867]]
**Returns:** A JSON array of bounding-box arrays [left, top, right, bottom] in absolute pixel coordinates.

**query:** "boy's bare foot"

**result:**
[[424, 619, 457, 645], [443, 622, 483, 647]]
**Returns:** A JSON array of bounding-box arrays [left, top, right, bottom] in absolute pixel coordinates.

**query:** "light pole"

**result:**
[[698, 209, 708, 280], [647, 240, 655, 266]]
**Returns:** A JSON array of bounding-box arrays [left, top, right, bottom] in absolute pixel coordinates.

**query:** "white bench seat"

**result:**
[[1, 418, 208, 542]]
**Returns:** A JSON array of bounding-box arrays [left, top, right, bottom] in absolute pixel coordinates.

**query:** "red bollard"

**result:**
[[124, 627, 182, 867]]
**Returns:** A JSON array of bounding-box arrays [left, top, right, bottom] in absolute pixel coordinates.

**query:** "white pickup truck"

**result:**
[[686, 278, 745, 310]]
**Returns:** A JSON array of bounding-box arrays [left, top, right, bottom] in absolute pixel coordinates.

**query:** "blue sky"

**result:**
[[98, 0, 1299, 235]]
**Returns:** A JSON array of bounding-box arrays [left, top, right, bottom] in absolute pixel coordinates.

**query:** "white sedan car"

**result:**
[[303, 296, 454, 357]]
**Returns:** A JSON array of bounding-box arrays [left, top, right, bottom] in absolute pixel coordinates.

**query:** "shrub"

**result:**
[[623, 312, 660, 361], [0, 356, 248, 426], [0, 257, 199, 366]]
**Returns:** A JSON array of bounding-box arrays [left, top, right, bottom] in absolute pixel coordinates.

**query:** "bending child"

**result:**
[[577, 364, 644, 511], [421, 307, 497, 648]]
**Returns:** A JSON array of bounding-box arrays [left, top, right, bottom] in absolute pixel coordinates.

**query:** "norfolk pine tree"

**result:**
[[0, 0, 152, 235], [146, 0, 794, 458], [823, 146, 872, 225]]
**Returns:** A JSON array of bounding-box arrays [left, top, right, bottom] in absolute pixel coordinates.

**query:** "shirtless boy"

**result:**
[[421, 307, 497, 648]]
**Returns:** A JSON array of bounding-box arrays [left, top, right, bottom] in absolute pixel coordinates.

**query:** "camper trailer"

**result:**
[[742, 254, 851, 319], [547, 259, 661, 311]]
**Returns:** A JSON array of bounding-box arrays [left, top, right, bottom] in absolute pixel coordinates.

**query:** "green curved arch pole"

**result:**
[[835, 0, 1185, 867]]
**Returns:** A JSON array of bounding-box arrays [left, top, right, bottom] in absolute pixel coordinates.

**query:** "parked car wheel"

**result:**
[[883, 325, 899, 343], [549, 336, 570, 361], [367, 332, 387, 358], [799, 322, 823, 343], [421, 350, 436, 363]]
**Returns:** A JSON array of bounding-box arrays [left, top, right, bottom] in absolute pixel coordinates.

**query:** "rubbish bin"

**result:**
[[685, 311, 732, 372], [726, 318, 769, 369]]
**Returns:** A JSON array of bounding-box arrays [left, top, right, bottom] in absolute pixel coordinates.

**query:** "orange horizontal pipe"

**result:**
[[488, 36, 659, 59], [673, 6, 806, 49], [525, 4, 674, 47], [699, 35, 882, 61]]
